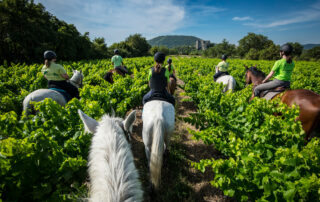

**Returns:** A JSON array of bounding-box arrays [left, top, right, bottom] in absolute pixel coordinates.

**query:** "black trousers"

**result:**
[[143, 89, 175, 106], [48, 80, 80, 99]]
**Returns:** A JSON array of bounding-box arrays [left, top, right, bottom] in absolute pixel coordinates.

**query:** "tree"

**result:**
[[300, 46, 320, 61], [125, 34, 150, 57], [238, 33, 274, 57], [245, 48, 260, 60], [92, 37, 108, 58], [259, 44, 280, 60]]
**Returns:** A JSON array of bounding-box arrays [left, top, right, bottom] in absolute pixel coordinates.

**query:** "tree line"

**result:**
[[1, 0, 319, 65], [0, 0, 150, 65]]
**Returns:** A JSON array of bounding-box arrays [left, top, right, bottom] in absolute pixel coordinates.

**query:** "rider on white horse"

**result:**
[[42, 50, 79, 101], [213, 54, 229, 81], [142, 52, 175, 106]]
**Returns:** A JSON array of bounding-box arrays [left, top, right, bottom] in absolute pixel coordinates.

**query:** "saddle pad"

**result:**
[[263, 91, 281, 100]]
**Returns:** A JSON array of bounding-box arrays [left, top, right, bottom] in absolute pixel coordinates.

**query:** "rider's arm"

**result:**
[[61, 73, 69, 80], [262, 71, 275, 83]]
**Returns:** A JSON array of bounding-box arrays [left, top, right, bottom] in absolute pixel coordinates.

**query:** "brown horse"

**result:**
[[103, 66, 129, 84], [168, 77, 176, 95], [245, 66, 320, 140]]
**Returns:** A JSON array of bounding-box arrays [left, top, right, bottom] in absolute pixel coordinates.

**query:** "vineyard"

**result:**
[[1, 57, 320, 201]]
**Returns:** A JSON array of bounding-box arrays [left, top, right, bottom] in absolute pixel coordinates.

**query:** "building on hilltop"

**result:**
[[195, 40, 211, 50]]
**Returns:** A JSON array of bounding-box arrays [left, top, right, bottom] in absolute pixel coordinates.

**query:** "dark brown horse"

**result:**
[[245, 66, 320, 140], [103, 66, 129, 84]]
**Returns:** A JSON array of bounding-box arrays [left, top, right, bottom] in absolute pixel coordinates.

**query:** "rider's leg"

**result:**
[[253, 79, 288, 97]]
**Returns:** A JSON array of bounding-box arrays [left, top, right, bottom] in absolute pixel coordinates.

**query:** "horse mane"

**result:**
[[88, 115, 143, 201], [248, 66, 266, 78]]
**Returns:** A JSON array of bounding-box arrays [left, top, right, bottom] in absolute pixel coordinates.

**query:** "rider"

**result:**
[[111, 49, 128, 76], [41, 50, 79, 100], [165, 58, 177, 81], [213, 54, 229, 81], [142, 52, 175, 106], [254, 44, 294, 97]]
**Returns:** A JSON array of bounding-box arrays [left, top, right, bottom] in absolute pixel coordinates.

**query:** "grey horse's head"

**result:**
[[70, 70, 84, 88]]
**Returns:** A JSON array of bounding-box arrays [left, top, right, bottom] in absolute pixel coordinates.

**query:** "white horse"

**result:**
[[142, 100, 175, 190], [215, 66, 236, 92], [23, 70, 83, 114], [78, 109, 143, 202]]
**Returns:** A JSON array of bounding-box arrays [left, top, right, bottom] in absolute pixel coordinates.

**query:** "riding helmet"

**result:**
[[154, 52, 166, 63], [114, 49, 119, 54], [280, 44, 293, 55], [44, 50, 57, 60], [167, 58, 172, 64], [221, 54, 228, 60]]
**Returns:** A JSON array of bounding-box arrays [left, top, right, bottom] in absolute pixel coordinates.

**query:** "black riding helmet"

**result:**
[[221, 54, 228, 60], [154, 52, 166, 63], [280, 44, 293, 55], [114, 49, 119, 54], [167, 58, 172, 64], [44, 50, 57, 60]]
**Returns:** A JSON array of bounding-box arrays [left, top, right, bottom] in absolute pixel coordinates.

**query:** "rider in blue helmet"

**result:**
[[142, 52, 175, 106], [41, 50, 79, 100]]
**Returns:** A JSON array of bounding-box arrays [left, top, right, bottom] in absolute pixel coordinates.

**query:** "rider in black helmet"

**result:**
[[213, 54, 229, 81], [165, 58, 177, 81], [111, 49, 128, 77], [254, 43, 294, 97], [41, 50, 79, 100], [142, 52, 175, 106]]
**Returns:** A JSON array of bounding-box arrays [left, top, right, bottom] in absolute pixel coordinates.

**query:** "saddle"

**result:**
[[50, 88, 72, 102], [259, 86, 289, 100]]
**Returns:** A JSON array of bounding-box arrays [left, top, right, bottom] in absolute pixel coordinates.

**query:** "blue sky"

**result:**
[[35, 0, 320, 45]]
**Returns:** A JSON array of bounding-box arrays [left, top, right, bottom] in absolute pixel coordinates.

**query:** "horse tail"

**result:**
[[150, 118, 165, 190]]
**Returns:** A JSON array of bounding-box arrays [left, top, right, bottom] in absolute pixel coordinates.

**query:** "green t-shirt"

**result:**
[[165, 64, 175, 75], [148, 68, 170, 82], [272, 58, 295, 81], [41, 62, 66, 81], [111, 55, 123, 67], [217, 61, 229, 72]]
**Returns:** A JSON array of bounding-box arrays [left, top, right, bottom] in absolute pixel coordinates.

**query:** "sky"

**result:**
[[35, 0, 320, 45]]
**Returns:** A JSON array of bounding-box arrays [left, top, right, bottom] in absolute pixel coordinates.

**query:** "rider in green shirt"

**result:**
[[213, 55, 229, 81], [165, 58, 177, 81], [111, 49, 128, 76], [41, 50, 79, 100], [254, 44, 294, 97]]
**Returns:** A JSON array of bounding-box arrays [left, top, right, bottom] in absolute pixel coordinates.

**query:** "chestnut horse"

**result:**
[[103, 66, 129, 84], [245, 66, 320, 140]]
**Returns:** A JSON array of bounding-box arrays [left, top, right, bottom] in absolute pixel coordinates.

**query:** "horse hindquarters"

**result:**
[[281, 90, 320, 139]]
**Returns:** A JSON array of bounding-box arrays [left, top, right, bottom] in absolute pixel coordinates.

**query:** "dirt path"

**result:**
[[129, 79, 233, 202]]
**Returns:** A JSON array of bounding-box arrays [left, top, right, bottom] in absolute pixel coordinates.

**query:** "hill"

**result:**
[[147, 35, 202, 48], [303, 44, 320, 50]]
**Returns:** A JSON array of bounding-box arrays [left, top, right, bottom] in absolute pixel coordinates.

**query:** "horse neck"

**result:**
[[251, 74, 265, 86]]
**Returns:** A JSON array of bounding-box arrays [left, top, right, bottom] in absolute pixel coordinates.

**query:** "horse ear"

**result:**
[[123, 110, 136, 132], [111, 107, 115, 117], [78, 109, 98, 134]]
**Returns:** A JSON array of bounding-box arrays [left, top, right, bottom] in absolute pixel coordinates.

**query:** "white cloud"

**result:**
[[232, 16, 253, 21], [244, 1, 320, 28], [35, 0, 185, 44]]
